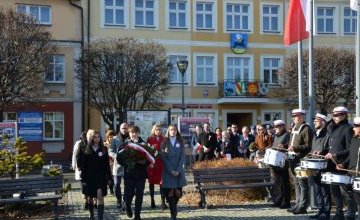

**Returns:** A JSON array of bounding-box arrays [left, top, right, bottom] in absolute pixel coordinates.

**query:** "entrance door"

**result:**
[[227, 113, 253, 129]]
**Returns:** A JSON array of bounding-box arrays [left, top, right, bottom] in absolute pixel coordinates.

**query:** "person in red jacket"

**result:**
[[147, 124, 167, 210]]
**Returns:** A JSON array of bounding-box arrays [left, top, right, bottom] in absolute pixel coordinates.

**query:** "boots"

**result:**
[[149, 184, 156, 208], [88, 202, 94, 219], [160, 193, 167, 211], [97, 204, 104, 220], [168, 196, 177, 220]]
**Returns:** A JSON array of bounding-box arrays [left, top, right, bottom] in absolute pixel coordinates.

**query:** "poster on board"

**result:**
[[177, 117, 210, 146], [126, 110, 170, 140], [0, 122, 17, 152], [18, 112, 43, 141]]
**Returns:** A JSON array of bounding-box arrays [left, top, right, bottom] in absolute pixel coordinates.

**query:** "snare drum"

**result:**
[[263, 149, 286, 168], [321, 172, 353, 185], [353, 177, 360, 192], [294, 166, 316, 179], [287, 151, 296, 160], [300, 158, 327, 170]]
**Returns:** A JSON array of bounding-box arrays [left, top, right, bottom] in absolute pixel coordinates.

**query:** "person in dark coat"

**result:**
[[343, 117, 360, 220], [270, 120, 291, 209], [229, 123, 241, 157], [308, 113, 331, 220], [287, 109, 313, 215], [214, 127, 223, 158], [190, 125, 202, 161], [240, 126, 255, 158], [161, 125, 187, 220], [117, 125, 148, 220], [197, 123, 217, 161], [324, 107, 356, 220], [81, 130, 112, 220], [220, 130, 237, 159]]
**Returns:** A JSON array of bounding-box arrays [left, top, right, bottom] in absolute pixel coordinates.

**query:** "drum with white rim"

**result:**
[[353, 177, 360, 192], [300, 158, 327, 170], [321, 172, 353, 185], [263, 148, 286, 168]]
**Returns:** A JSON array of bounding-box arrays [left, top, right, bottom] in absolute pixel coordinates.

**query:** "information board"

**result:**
[[126, 110, 170, 140], [18, 112, 43, 141]]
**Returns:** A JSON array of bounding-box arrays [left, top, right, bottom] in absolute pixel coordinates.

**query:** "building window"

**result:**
[[44, 112, 64, 140], [2, 112, 17, 122], [135, 0, 155, 27], [169, 55, 188, 84], [169, 0, 187, 29], [196, 56, 215, 85], [262, 5, 280, 33], [104, 0, 126, 26], [195, 1, 214, 30], [45, 55, 65, 83], [317, 7, 335, 34], [16, 4, 51, 25], [344, 7, 357, 34], [226, 57, 251, 81], [263, 57, 280, 84], [225, 3, 250, 31]]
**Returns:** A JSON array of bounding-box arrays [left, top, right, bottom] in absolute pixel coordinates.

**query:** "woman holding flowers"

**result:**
[[161, 125, 187, 220], [146, 124, 166, 209], [81, 130, 112, 220], [117, 125, 147, 220]]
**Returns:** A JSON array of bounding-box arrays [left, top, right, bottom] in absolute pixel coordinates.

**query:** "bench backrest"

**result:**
[[0, 175, 63, 196], [192, 166, 272, 183]]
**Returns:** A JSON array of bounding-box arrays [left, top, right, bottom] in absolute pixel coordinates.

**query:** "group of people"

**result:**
[[70, 105, 360, 220], [71, 123, 187, 220], [264, 107, 360, 220], [189, 106, 360, 220]]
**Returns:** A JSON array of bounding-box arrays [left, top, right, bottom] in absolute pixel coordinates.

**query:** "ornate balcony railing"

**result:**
[[218, 80, 270, 98]]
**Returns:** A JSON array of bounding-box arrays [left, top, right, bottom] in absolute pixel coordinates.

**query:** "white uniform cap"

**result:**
[[315, 113, 327, 122], [274, 120, 285, 126], [292, 109, 306, 115], [333, 106, 348, 113], [354, 117, 360, 126]]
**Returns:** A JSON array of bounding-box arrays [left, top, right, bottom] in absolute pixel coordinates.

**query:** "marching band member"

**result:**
[[309, 113, 331, 220], [270, 120, 291, 209], [324, 107, 356, 220], [340, 117, 360, 220], [288, 109, 313, 215]]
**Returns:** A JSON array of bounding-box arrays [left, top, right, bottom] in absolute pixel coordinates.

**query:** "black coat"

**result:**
[[311, 127, 329, 154], [327, 119, 353, 164], [81, 145, 112, 197], [343, 137, 360, 173], [197, 131, 217, 161], [117, 137, 149, 180]]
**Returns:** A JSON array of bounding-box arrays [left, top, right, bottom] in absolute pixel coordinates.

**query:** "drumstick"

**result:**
[[337, 168, 360, 175]]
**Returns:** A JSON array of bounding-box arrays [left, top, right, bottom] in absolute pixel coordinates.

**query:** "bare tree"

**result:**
[[76, 38, 172, 130], [276, 47, 355, 114], [0, 9, 56, 120]]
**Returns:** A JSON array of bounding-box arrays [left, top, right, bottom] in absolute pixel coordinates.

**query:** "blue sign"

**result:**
[[230, 33, 248, 54], [18, 112, 43, 141]]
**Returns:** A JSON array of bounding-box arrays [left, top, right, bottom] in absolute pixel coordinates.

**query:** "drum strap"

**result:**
[[290, 124, 305, 147]]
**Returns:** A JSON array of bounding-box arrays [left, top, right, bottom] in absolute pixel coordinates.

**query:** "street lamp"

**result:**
[[176, 60, 188, 117]]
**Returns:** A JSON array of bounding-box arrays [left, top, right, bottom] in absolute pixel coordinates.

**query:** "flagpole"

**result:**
[[298, 41, 304, 109], [308, 0, 315, 124], [356, 3, 360, 116]]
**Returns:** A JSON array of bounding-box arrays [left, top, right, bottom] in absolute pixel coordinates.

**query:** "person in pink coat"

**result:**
[[146, 124, 167, 210]]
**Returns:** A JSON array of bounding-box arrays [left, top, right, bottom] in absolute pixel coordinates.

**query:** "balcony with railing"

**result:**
[[218, 80, 274, 103]]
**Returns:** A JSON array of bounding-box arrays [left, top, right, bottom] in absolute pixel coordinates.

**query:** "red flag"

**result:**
[[284, 0, 310, 46]]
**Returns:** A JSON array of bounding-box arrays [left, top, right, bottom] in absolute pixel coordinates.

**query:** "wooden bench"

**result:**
[[193, 166, 274, 208], [0, 175, 63, 219]]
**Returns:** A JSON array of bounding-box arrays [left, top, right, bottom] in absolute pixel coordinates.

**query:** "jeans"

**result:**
[[114, 175, 122, 204], [124, 176, 146, 217], [331, 184, 356, 217], [308, 173, 331, 214]]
